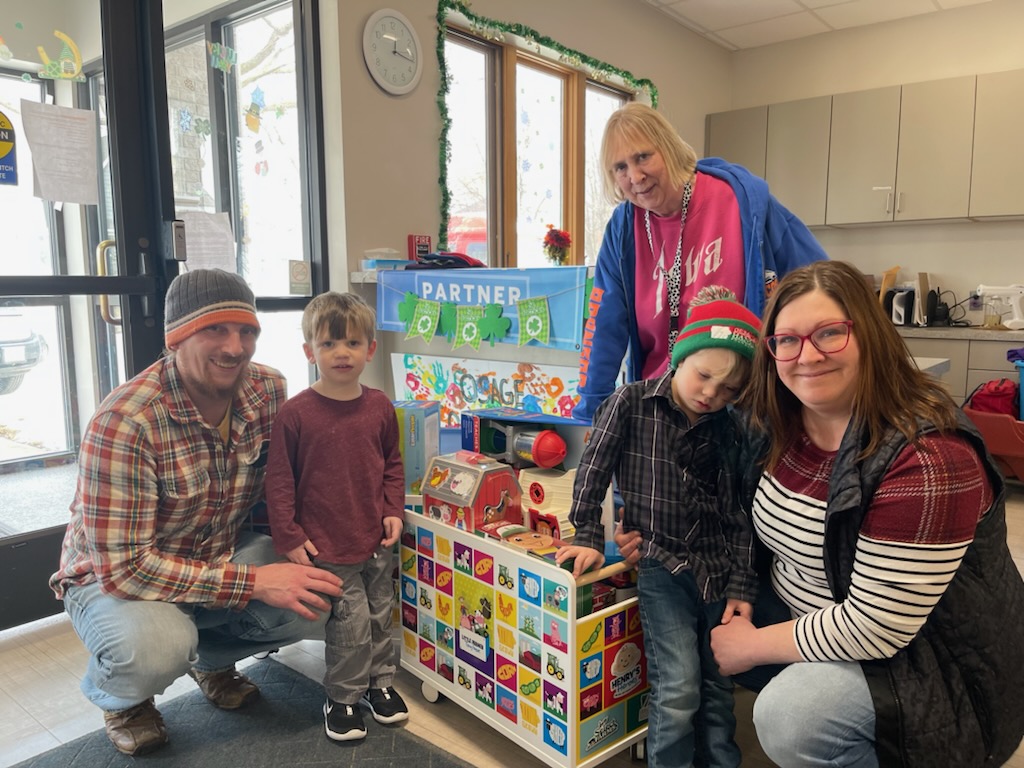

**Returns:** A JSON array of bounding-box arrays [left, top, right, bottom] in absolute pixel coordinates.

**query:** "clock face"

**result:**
[[362, 9, 422, 96]]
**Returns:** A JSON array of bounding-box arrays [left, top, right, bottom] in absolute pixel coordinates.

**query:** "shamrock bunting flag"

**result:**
[[517, 296, 551, 346], [405, 299, 441, 343], [454, 304, 484, 350]]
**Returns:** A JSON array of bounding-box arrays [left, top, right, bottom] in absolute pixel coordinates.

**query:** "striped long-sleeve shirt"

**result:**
[[49, 355, 286, 608], [753, 431, 993, 661]]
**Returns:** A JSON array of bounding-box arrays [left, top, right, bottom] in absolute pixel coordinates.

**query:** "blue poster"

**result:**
[[0, 109, 17, 186], [377, 267, 587, 352]]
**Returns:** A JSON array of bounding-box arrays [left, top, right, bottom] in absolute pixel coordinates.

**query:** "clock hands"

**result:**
[[381, 32, 414, 63]]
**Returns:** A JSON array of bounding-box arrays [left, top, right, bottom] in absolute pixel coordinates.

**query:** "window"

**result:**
[[444, 34, 493, 264], [440, 8, 653, 268], [161, 0, 326, 390], [164, 1, 324, 299], [0, 74, 53, 279]]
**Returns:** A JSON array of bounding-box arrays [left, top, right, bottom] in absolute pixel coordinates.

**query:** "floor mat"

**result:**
[[12, 658, 472, 768]]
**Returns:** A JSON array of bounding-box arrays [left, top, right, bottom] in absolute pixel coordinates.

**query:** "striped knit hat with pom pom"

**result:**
[[670, 286, 761, 369]]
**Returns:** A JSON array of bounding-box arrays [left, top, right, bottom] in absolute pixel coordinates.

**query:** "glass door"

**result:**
[[0, 0, 172, 630], [0, 0, 327, 631]]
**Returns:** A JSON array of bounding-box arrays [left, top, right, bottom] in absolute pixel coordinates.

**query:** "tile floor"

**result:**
[[2, 486, 1023, 768]]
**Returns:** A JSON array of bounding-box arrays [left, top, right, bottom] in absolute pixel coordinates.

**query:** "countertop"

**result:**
[[896, 325, 1024, 343]]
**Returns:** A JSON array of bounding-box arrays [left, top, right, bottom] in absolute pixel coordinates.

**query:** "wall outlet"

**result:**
[[969, 291, 983, 311]]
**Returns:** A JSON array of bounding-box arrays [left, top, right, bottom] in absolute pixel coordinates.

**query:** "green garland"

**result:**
[[435, 0, 659, 249]]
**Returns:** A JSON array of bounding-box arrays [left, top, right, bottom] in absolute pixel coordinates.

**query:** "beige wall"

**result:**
[[729, 0, 1024, 106], [724, 0, 1024, 316], [335, 0, 1024, 321], [334, 0, 734, 392], [16, 0, 1024, 336], [334, 0, 731, 277]]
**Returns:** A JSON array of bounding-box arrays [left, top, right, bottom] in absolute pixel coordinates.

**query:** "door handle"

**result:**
[[95, 239, 121, 326]]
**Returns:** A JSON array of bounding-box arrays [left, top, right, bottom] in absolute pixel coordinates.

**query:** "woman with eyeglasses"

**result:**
[[572, 102, 827, 421], [709, 260, 1024, 767]]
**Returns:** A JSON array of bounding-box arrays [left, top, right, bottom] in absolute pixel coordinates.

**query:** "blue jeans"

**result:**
[[63, 531, 327, 712], [753, 661, 878, 768], [637, 559, 741, 768]]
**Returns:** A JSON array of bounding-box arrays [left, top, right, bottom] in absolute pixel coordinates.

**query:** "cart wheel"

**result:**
[[631, 738, 646, 761], [420, 680, 442, 703]]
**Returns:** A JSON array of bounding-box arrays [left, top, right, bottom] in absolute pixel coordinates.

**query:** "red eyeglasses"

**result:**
[[764, 320, 854, 362]]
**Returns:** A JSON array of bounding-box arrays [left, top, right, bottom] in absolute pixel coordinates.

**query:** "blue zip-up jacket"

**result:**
[[574, 158, 828, 421]]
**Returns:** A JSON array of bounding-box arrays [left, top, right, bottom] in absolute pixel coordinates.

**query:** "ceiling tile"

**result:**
[[813, 0, 943, 29], [649, 0, 996, 50], [717, 12, 833, 48], [798, 0, 858, 9], [663, 0, 805, 32]]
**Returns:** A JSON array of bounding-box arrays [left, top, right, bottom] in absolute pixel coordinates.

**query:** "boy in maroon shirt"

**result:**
[[265, 291, 407, 742]]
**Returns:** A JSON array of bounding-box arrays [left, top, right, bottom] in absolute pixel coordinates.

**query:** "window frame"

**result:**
[[500, 48, 581, 269], [438, 5, 655, 268]]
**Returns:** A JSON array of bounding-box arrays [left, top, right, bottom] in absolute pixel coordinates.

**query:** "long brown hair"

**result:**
[[741, 261, 960, 472]]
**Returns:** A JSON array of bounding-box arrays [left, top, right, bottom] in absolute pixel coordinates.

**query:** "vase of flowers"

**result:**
[[543, 224, 572, 266]]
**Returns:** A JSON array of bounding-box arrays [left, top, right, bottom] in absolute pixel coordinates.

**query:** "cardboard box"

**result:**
[[459, 407, 591, 469], [394, 401, 440, 494]]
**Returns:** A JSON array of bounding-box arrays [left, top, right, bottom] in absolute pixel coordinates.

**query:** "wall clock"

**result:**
[[362, 8, 423, 96]]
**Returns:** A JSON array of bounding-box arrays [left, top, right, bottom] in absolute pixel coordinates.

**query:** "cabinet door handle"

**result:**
[[886, 192, 893, 214], [896, 192, 904, 213]]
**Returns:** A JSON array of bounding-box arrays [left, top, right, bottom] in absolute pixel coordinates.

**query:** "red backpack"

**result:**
[[964, 378, 1020, 416]]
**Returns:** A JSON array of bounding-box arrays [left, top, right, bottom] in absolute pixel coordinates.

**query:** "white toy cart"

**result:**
[[398, 509, 648, 767]]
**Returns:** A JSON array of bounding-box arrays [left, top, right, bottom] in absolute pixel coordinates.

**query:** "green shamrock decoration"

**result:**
[[398, 291, 420, 326], [478, 304, 511, 346], [439, 302, 458, 341], [193, 117, 212, 139]]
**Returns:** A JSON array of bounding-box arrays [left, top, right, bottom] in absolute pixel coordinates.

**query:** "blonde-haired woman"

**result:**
[[574, 102, 826, 421]]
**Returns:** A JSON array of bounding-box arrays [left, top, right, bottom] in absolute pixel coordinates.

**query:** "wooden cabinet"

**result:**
[[970, 69, 1024, 218], [825, 78, 975, 225], [894, 76, 976, 221], [705, 106, 767, 178], [765, 96, 831, 227], [704, 71, 1024, 226], [903, 337, 969, 403], [824, 86, 901, 225], [902, 335, 1021, 404], [966, 339, 1023, 397]]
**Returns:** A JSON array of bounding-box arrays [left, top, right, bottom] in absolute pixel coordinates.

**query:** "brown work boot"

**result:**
[[103, 697, 169, 755], [187, 666, 260, 709]]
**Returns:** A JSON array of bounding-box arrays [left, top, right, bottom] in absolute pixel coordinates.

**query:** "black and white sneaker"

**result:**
[[360, 686, 409, 724], [324, 698, 366, 741]]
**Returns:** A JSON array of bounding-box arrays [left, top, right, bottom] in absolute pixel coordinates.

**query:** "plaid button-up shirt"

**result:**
[[570, 371, 757, 604], [50, 355, 286, 608]]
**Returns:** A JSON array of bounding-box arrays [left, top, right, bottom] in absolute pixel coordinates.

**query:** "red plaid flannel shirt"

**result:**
[[50, 355, 286, 608]]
